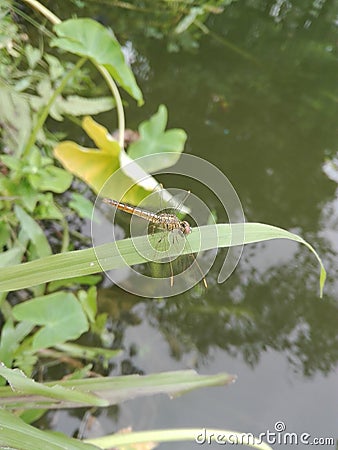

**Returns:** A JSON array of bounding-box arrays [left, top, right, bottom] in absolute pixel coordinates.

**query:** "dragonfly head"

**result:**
[[181, 220, 191, 235]]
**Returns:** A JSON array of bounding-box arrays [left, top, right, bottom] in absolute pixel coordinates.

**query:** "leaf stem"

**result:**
[[22, 0, 61, 25], [96, 64, 125, 149], [22, 0, 126, 151]]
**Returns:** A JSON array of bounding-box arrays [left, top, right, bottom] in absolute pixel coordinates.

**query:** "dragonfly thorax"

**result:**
[[102, 196, 207, 288], [154, 213, 191, 235]]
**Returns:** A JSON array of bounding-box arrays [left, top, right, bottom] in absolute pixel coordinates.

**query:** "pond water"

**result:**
[[50, 1, 338, 447]]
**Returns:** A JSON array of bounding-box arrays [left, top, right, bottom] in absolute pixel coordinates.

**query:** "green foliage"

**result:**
[[30, 78, 116, 121], [53, 342, 121, 365], [0, 142, 72, 262], [0, 83, 32, 153], [95, 0, 237, 53], [0, 369, 271, 450], [12, 292, 89, 350], [69, 193, 94, 219], [54, 107, 187, 203], [0, 2, 328, 449], [0, 409, 98, 450], [0, 3, 148, 387], [52, 18, 144, 105], [0, 320, 34, 369], [0, 223, 326, 297], [0, 285, 113, 380], [0, 365, 235, 409], [47, 274, 102, 291], [128, 104, 187, 170], [0, 16, 113, 270], [14, 205, 52, 258], [0, 364, 108, 407], [0, 32, 114, 151]]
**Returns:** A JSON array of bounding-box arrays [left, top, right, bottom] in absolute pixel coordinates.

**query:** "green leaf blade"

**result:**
[[69, 193, 94, 219], [52, 19, 143, 105], [0, 366, 234, 409], [28, 166, 73, 193], [0, 223, 326, 297], [128, 105, 187, 170], [14, 205, 52, 258], [12, 292, 89, 350], [0, 409, 99, 450]]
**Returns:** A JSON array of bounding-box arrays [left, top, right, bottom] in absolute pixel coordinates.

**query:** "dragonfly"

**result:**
[[102, 194, 207, 289]]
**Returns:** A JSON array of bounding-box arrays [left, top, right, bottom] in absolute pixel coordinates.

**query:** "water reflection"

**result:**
[[98, 235, 337, 379], [71, 0, 338, 391], [47, 0, 338, 439]]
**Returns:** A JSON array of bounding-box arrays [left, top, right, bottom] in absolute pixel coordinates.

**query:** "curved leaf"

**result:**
[[0, 223, 326, 297], [51, 18, 143, 105]]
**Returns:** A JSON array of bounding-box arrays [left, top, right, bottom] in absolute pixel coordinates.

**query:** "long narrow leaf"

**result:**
[[0, 223, 326, 296], [0, 409, 98, 450], [0, 366, 234, 409], [0, 364, 107, 408]]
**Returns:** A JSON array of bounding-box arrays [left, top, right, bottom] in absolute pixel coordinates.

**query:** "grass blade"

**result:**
[[0, 223, 326, 296]]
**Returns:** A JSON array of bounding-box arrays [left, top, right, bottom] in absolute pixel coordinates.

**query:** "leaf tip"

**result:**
[[319, 266, 327, 299]]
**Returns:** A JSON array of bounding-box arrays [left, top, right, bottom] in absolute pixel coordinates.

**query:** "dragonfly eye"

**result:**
[[182, 221, 191, 235]]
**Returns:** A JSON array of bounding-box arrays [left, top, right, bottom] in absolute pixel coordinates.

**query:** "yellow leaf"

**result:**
[[53, 116, 167, 205], [82, 116, 120, 155], [54, 116, 120, 194], [54, 141, 120, 194]]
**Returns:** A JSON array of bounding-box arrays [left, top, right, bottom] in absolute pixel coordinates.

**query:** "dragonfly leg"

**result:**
[[188, 253, 208, 288]]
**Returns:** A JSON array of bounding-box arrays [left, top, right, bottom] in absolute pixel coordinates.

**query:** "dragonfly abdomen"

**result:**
[[103, 198, 191, 235], [103, 198, 158, 220]]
